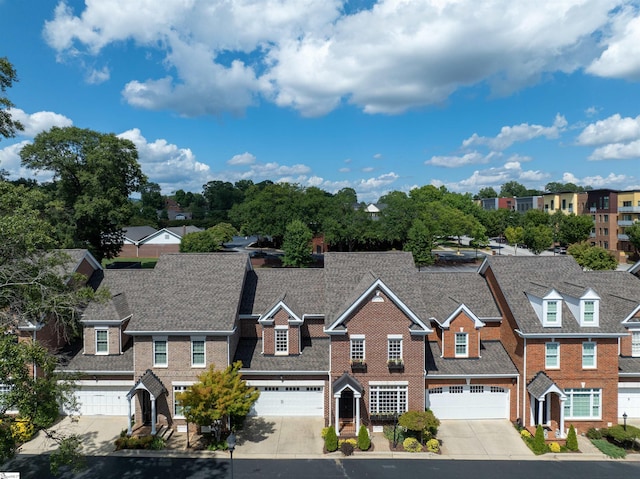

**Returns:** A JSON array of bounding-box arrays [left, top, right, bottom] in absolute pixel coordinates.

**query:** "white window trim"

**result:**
[[350, 335, 365, 361], [582, 341, 597, 369], [545, 341, 560, 369], [153, 336, 168, 367], [543, 299, 562, 327], [580, 299, 599, 326], [454, 332, 469, 358], [564, 388, 601, 420], [632, 331, 640, 358], [191, 336, 206, 368], [173, 384, 191, 419], [275, 326, 288, 356], [387, 335, 403, 361], [369, 384, 408, 414], [95, 328, 109, 355]]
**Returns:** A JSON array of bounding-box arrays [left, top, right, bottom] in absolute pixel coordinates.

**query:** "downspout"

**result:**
[[522, 337, 527, 428], [33, 330, 37, 377], [328, 340, 332, 427]]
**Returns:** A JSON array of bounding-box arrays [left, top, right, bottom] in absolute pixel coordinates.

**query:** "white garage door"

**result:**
[[249, 383, 324, 417], [618, 386, 640, 419], [426, 385, 509, 420], [67, 385, 130, 416]]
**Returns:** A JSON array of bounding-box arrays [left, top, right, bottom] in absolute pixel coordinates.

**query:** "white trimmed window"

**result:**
[[582, 341, 596, 368], [455, 333, 468, 358], [545, 342, 559, 369], [563, 388, 601, 419], [95, 329, 108, 355], [544, 300, 560, 326], [369, 385, 407, 414], [153, 337, 168, 367], [275, 327, 288, 355], [350, 335, 365, 361], [174, 385, 188, 417], [632, 331, 640, 357], [191, 337, 205, 367], [387, 335, 403, 361], [583, 301, 595, 323]]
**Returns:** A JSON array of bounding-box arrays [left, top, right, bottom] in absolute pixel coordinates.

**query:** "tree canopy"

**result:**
[[567, 242, 618, 270], [626, 222, 640, 255], [20, 126, 146, 261], [281, 219, 313, 267], [0, 57, 23, 141], [180, 223, 237, 253]]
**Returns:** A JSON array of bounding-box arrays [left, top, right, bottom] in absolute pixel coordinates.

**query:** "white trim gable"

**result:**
[[528, 289, 563, 327], [438, 304, 486, 329], [258, 301, 303, 325], [324, 278, 432, 335], [139, 228, 183, 245], [621, 304, 640, 325]]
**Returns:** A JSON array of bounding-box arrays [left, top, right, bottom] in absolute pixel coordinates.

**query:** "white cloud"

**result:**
[[0, 141, 56, 182], [373, 153, 383, 159], [42, 0, 631, 117], [8, 108, 73, 137], [562, 171, 632, 188], [588, 140, 640, 160], [587, 7, 640, 80], [86, 66, 110, 84], [227, 152, 256, 165], [426, 151, 498, 168], [577, 114, 640, 146], [462, 114, 567, 151], [362, 166, 374, 172], [117, 128, 212, 193], [438, 160, 549, 193], [338, 167, 350, 173]]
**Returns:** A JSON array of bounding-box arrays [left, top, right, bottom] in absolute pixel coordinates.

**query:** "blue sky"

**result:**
[[2, 0, 640, 202]]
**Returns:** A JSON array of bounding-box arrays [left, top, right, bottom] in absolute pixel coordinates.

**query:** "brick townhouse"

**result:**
[[57, 252, 640, 438]]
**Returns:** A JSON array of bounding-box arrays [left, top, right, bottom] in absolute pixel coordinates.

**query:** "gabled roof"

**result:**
[[527, 371, 566, 400], [128, 369, 167, 400], [123, 226, 157, 243], [481, 256, 640, 335], [165, 226, 203, 237], [438, 304, 485, 329], [630, 260, 640, 276], [426, 340, 518, 376], [332, 372, 364, 396]]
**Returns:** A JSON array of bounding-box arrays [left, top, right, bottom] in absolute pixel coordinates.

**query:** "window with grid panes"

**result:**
[[563, 389, 601, 419], [369, 385, 407, 414], [583, 301, 595, 323], [582, 342, 596, 368], [154, 339, 167, 366], [174, 385, 188, 417], [95, 329, 108, 354], [633, 332, 640, 357], [192, 339, 205, 366], [455, 333, 468, 357], [387, 338, 402, 361], [275, 328, 288, 354], [350, 337, 365, 361]]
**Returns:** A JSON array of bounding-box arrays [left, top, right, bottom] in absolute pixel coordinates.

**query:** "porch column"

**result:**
[[334, 396, 340, 434], [355, 395, 360, 432], [545, 397, 551, 427], [559, 397, 566, 438], [151, 395, 157, 435], [127, 395, 133, 436], [537, 397, 544, 426]]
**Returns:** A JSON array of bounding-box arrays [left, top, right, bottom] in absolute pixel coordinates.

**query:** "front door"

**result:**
[[339, 390, 354, 423], [141, 391, 152, 425]]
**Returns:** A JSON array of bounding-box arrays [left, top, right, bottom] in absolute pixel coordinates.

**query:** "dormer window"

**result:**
[[544, 300, 561, 327], [275, 326, 288, 355], [579, 297, 599, 327]]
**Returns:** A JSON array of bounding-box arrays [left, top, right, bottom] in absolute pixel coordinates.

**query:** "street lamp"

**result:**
[[227, 431, 236, 479], [392, 412, 398, 449], [623, 412, 628, 431]]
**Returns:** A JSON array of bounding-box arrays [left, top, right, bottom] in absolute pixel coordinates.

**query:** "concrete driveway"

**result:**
[[234, 416, 325, 459], [438, 420, 532, 459], [19, 415, 128, 456]]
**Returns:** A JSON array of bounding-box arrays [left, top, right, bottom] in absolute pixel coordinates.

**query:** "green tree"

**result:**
[[558, 214, 594, 245], [0, 57, 23, 141], [140, 181, 164, 211], [177, 362, 259, 442], [405, 219, 435, 270], [523, 208, 550, 228], [504, 226, 525, 254], [324, 425, 338, 452], [357, 424, 371, 451], [499, 181, 528, 198], [20, 126, 146, 260], [533, 424, 547, 454], [477, 187, 498, 199], [566, 424, 579, 452], [281, 219, 313, 267], [626, 222, 640, 255], [567, 242, 618, 270], [398, 410, 440, 443], [180, 223, 237, 252], [523, 225, 554, 254]]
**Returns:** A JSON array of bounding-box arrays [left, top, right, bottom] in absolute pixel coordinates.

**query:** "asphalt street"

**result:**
[[3, 456, 640, 479]]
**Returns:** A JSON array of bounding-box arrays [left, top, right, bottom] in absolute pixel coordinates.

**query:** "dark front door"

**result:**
[[141, 391, 152, 425], [339, 390, 354, 422]]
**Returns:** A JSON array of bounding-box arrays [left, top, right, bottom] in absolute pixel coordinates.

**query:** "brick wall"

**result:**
[[441, 312, 480, 358], [330, 290, 425, 422]]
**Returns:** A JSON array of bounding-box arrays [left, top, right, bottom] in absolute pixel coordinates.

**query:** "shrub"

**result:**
[[338, 438, 357, 447], [357, 425, 371, 451], [566, 425, 578, 452], [10, 418, 35, 443], [114, 434, 165, 451], [383, 424, 408, 446], [586, 428, 603, 440], [548, 442, 561, 453], [532, 425, 548, 455], [324, 425, 338, 452], [402, 437, 423, 453], [340, 441, 355, 456], [602, 425, 640, 449], [591, 438, 626, 459], [398, 410, 440, 442], [426, 438, 440, 453], [520, 429, 532, 439], [320, 427, 330, 439]]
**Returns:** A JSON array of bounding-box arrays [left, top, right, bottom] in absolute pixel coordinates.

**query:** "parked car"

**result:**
[[554, 246, 567, 255]]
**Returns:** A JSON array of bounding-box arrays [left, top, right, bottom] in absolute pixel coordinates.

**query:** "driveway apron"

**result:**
[[438, 420, 532, 459]]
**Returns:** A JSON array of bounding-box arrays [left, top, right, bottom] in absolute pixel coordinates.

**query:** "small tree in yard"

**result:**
[[398, 410, 440, 443], [533, 424, 547, 454], [282, 219, 313, 267], [357, 425, 371, 451], [566, 425, 579, 452], [177, 362, 259, 442], [324, 425, 338, 452]]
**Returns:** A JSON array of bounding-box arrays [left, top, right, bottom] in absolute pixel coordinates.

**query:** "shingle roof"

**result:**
[[165, 226, 203, 237], [58, 341, 134, 373], [129, 369, 167, 399], [234, 338, 330, 372], [527, 371, 564, 399], [425, 340, 518, 376], [618, 356, 640, 375], [123, 226, 157, 242], [483, 256, 640, 335]]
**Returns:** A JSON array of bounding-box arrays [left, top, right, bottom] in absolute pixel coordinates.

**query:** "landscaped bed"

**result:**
[[586, 424, 640, 459]]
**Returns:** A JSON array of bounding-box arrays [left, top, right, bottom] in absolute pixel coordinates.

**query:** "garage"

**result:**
[[426, 385, 509, 420], [618, 384, 640, 418], [64, 383, 131, 416], [248, 381, 324, 417]]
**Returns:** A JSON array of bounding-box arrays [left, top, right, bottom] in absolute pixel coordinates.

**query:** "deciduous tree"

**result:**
[[282, 219, 313, 267], [626, 222, 640, 256], [567, 242, 618, 270], [558, 214, 594, 245], [523, 225, 554, 254], [404, 219, 435, 270], [0, 57, 23, 141]]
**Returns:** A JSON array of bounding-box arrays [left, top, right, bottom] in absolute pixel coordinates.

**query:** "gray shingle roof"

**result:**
[[165, 226, 203, 237], [425, 340, 518, 376], [129, 369, 167, 399], [124, 226, 157, 242], [483, 256, 640, 335], [527, 371, 563, 399], [234, 338, 330, 372], [58, 342, 134, 373], [618, 356, 640, 375]]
